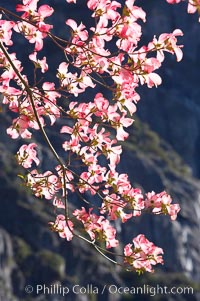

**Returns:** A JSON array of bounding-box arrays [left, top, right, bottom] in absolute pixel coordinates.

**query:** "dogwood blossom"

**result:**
[[124, 234, 164, 272], [17, 143, 40, 168]]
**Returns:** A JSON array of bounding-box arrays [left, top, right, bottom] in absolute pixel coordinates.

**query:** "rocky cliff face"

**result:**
[[0, 1, 200, 301], [138, 0, 200, 177], [0, 229, 18, 301]]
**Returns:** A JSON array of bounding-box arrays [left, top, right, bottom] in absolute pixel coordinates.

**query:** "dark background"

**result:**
[[0, 1, 200, 300]]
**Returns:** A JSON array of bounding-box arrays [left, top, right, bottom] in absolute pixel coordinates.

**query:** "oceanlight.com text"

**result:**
[[24, 283, 194, 297]]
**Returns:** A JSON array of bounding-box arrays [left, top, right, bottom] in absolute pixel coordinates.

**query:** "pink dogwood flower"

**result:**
[[17, 143, 40, 168], [124, 234, 164, 272], [50, 215, 74, 241]]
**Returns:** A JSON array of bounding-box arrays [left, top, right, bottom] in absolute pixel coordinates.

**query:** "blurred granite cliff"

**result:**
[[0, 1, 200, 300]]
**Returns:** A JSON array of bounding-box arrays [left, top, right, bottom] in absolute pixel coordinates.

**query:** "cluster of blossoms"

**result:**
[[73, 207, 119, 248], [0, 0, 191, 273], [124, 234, 164, 273]]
